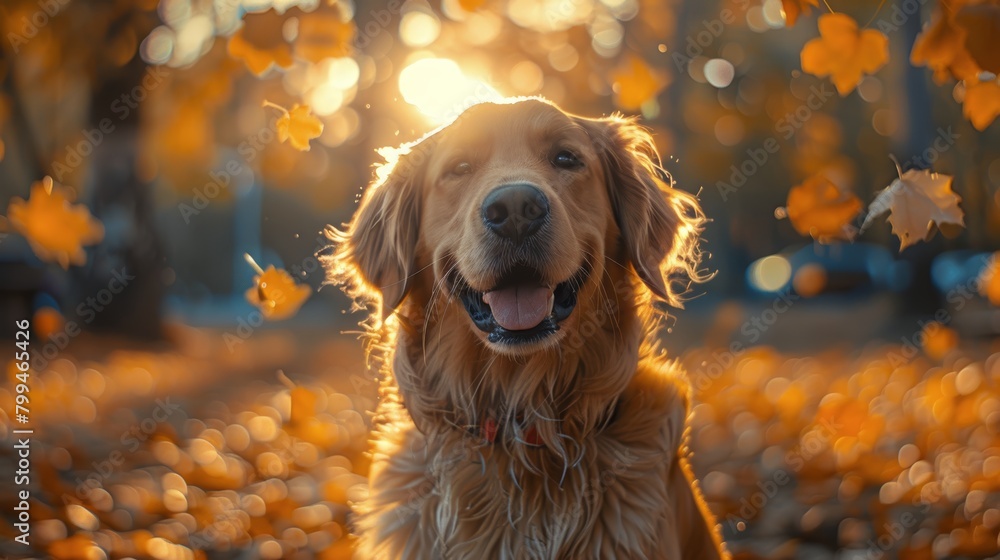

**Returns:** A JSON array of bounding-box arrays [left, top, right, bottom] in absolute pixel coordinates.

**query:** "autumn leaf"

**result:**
[[265, 101, 324, 151], [5, 176, 104, 268], [801, 13, 889, 96], [277, 371, 318, 425], [955, 4, 1000, 75], [244, 255, 311, 321], [782, 0, 819, 27], [911, 10, 981, 84], [611, 54, 668, 111], [294, 5, 355, 63], [785, 173, 862, 242], [963, 77, 1000, 131], [227, 9, 294, 76], [861, 163, 964, 251]]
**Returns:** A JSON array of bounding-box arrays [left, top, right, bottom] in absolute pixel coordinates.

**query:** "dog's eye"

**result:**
[[451, 162, 473, 176], [552, 151, 582, 169]]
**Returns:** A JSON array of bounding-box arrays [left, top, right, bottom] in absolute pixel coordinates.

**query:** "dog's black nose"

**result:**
[[482, 184, 549, 243]]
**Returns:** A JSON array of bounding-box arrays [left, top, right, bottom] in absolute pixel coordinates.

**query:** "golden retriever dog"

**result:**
[[327, 97, 728, 559]]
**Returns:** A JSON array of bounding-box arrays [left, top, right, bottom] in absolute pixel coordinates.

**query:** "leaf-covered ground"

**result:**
[[2, 326, 999, 559]]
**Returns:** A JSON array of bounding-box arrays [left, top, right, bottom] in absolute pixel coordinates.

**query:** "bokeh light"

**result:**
[[704, 58, 735, 89], [749, 255, 792, 292], [399, 10, 441, 48]]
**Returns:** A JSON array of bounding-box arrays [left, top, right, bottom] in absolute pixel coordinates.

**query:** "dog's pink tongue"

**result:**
[[483, 284, 554, 331]]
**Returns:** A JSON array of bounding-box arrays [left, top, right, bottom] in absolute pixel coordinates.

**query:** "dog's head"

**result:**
[[331, 98, 704, 355]]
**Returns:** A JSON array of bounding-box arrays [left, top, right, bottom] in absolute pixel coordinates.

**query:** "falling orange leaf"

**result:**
[[911, 10, 981, 84], [6, 177, 104, 268], [861, 164, 963, 251], [294, 6, 355, 63], [264, 101, 324, 151], [227, 9, 294, 76], [244, 259, 311, 321], [782, 0, 819, 27], [963, 77, 1000, 131], [785, 173, 862, 242], [611, 54, 668, 111], [954, 4, 1000, 75], [277, 371, 319, 425], [801, 13, 889, 96]]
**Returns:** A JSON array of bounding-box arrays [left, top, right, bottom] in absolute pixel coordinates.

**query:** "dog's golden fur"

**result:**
[[327, 98, 729, 559]]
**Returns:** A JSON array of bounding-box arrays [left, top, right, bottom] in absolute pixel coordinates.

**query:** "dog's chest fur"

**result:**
[[352, 360, 692, 560]]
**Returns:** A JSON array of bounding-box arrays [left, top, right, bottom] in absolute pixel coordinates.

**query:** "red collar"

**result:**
[[481, 418, 544, 446]]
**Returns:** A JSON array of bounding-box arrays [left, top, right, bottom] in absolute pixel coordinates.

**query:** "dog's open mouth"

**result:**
[[452, 263, 590, 345]]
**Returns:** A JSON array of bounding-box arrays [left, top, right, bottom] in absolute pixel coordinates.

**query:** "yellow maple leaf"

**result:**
[[294, 6, 356, 63], [801, 13, 889, 96], [861, 163, 964, 251], [963, 77, 1000, 131], [785, 173, 862, 242], [227, 9, 294, 76], [5, 177, 104, 268], [265, 101, 324, 151], [955, 4, 1000, 76], [244, 256, 312, 321], [782, 0, 819, 27], [911, 10, 982, 84], [611, 54, 668, 111]]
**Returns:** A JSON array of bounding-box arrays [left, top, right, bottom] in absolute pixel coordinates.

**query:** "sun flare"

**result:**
[[398, 58, 503, 124]]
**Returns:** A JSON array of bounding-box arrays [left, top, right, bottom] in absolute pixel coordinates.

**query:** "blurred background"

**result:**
[[1, 0, 1000, 558]]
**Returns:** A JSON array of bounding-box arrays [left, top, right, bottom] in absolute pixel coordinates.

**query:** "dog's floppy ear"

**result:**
[[327, 142, 425, 321], [581, 116, 707, 305]]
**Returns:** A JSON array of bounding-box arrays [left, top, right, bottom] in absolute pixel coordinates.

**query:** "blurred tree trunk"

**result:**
[[891, 9, 939, 311], [73, 3, 166, 339]]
